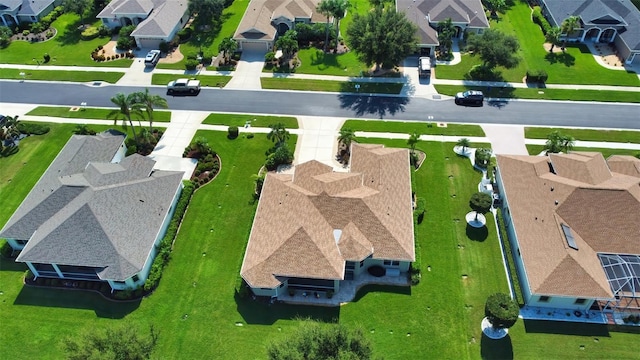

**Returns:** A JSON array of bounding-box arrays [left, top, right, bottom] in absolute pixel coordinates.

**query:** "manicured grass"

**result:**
[[261, 78, 403, 93], [155, 0, 250, 70], [435, 0, 639, 86], [0, 14, 133, 67], [151, 74, 231, 88], [291, 47, 367, 77], [26, 106, 172, 122], [526, 144, 640, 158], [525, 127, 640, 143], [0, 68, 124, 83], [342, 119, 485, 136], [202, 113, 299, 128], [434, 84, 640, 103]]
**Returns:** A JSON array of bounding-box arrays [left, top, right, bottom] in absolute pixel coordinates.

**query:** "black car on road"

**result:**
[[455, 90, 484, 106]]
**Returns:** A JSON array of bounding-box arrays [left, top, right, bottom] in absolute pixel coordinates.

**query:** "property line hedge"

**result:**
[[496, 208, 524, 305], [144, 181, 196, 291], [532, 6, 551, 35]]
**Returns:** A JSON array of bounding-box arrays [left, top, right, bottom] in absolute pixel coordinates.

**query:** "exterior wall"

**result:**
[[530, 294, 596, 311], [101, 17, 122, 29], [614, 35, 633, 62], [251, 286, 278, 297], [6, 238, 26, 251]]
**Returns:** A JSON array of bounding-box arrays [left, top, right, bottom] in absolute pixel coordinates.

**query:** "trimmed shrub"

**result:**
[[98, 25, 110, 37], [532, 6, 551, 35], [185, 59, 199, 71], [43, 53, 50, 63], [24, 269, 34, 281], [81, 26, 100, 40], [17, 122, 50, 135], [159, 40, 169, 53], [526, 69, 548, 83], [485, 293, 519, 329], [30, 22, 46, 34], [177, 27, 192, 42], [265, 51, 276, 62], [265, 144, 294, 171], [414, 197, 426, 224], [475, 148, 492, 168], [228, 125, 239, 139], [22, 30, 30, 36]]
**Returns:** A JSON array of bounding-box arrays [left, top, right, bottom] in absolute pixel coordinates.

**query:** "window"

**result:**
[[383, 260, 400, 266], [539, 296, 550, 302], [359, 260, 365, 268], [279, 283, 285, 288], [132, 274, 140, 282], [574, 298, 586, 305]]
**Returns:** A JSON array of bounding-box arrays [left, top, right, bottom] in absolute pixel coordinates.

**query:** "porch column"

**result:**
[[51, 263, 64, 278], [0, 15, 7, 27], [26, 262, 40, 277]]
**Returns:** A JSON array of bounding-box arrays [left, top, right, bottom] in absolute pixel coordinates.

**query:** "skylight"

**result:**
[[561, 223, 578, 250]]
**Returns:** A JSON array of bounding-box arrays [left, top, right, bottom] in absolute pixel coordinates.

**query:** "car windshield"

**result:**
[[463, 91, 472, 97]]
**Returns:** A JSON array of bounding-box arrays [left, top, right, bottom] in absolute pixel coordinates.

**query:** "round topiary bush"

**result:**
[[485, 293, 519, 329], [228, 125, 239, 139]]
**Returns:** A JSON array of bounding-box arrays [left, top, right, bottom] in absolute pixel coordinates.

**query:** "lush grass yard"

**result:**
[[526, 144, 640, 158], [26, 106, 171, 122], [342, 119, 485, 136], [435, 0, 639, 86], [151, 73, 232, 87], [261, 78, 403, 93], [525, 127, 640, 143], [0, 14, 133, 67], [156, 0, 250, 70], [0, 68, 124, 83], [291, 47, 367, 76], [434, 84, 640, 103], [202, 113, 298, 128]]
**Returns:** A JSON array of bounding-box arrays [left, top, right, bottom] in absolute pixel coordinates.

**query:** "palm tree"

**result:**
[[560, 16, 580, 52], [545, 27, 562, 52], [109, 92, 142, 143], [317, 0, 334, 52], [456, 138, 471, 153], [275, 30, 299, 63], [561, 134, 575, 153], [331, 0, 350, 52], [267, 123, 290, 146], [193, 136, 211, 156], [218, 37, 238, 63], [407, 132, 420, 153], [544, 130, 563, 154], [133, 88, 168, 133], [437, 18, 456, 57], [338, 128, 356, 153], [4, 115, 20, 146]]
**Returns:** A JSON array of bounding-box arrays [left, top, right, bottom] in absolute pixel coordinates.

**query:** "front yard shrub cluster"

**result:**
[[485, 293, 520, 329], [116, 25, 136, 50], [496, 208, 524, 305], [184, 137, 221, 187], [532, 6, 551, 35], [17, 122, 50, 135], [474, 148, 492, 168], [526, 69, 548, 83], [143, 181, 195, 292], [80, 26, 100, 40], [265, 144, 294, 170]]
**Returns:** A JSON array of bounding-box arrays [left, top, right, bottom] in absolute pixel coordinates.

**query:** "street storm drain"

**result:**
[[432, 94, 441, 99], [93, 82, 101, 86]]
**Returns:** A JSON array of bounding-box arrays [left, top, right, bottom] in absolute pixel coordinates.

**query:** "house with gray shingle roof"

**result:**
[[240, 143, 415, 301], [397, 0, 489, 56], [495, 152, 640, 316], [0, 0, 60, 27], [539, 0, 640, 65], [0, 131, 184, 291], [97, 0, 189, 49]]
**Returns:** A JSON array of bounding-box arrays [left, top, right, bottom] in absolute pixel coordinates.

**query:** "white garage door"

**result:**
[[241, 41, 268, 52], [137, 37, 162, 49]]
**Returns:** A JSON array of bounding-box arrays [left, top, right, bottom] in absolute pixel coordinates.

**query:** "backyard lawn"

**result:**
[[342, 119, 485, 136], [0, 13, 132, 68], [202, 113, 298, 128], [435, 0, 639, 86], [26, 106, 172, 122]]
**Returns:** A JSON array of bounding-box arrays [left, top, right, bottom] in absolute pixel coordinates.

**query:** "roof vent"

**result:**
[[561, 223, 578, 250], [333, 229, 342, 244]]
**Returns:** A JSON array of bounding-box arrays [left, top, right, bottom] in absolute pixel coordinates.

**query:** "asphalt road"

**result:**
[[2, 81, 639, 129]]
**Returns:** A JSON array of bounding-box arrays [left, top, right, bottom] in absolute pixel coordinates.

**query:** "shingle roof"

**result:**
[[241, 143, 415, 288], [12, 0, 55, 16], [1, 131, 184, 281], [0, 0, 23, 11], [97, 0, 188, 39], [496, 153, 640, 299]]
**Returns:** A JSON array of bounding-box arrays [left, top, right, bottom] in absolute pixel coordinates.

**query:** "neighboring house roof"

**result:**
[[97, 0, 188, 39], [234, 0, 326, 42], [541, 0, 640, 51], [496, 152, 640, 300], [241, 143, 415, 289], [97, 0, 154, 17], [1, 0, 55, 16], [397, 0, 489, 46], [0, 0, 23, 12], [0, 131, 184, 282]]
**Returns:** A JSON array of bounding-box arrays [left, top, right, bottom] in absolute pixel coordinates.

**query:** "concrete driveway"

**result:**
[[225, 50, 266, 90]]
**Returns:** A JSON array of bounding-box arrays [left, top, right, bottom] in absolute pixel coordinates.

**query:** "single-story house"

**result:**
[[538, 0, 640, 65], [0, 130, 184, 291], [240, 143, 415, 300], [233, 0, 327, 52], [397, 0, 489, 55], [96, 0, 189, 49], [0, 0, 61, 27], [495, 152, 640, 314]]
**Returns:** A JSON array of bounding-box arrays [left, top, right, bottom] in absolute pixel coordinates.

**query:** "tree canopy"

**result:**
[[63, 324, 158, 360], [346, 7, 417, 70], [545, 27, 562, 52], [63, 0, 93, 25], [275, 30, 299, 62], [437, 18, 456, 58], [267, 321, 373, 360], [544, 130, 574, 154], [188, 0, 225, 25], [469, 192, 492, 217], [485, 293, 519, 329], [466, 29, 520, 70]]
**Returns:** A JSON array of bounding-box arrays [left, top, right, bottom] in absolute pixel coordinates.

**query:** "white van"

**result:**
[[418, 57, 431, 78]]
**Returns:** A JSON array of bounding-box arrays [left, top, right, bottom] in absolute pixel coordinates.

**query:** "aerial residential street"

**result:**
[[2, 80, 640, 129]]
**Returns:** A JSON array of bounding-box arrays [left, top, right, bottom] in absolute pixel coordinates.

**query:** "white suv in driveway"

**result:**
[[144, 50, 161, 67]]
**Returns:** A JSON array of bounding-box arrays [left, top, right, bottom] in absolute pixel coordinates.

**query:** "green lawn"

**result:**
[[0, 14, 133, 67], [289, 47, 367, 77], [435, 0, 639, 86], [202, 113, 299, 128], [261, 78, 403, 93], [342, 119, 485, 136], [156, 0, 250, 70], [26, 106, 172, 122], [525, 127, 640, 143], [526, 144, 640, 158], [434, 84, 640, 103], [151, 74, 232, 88], [0, 68, 124, 83]]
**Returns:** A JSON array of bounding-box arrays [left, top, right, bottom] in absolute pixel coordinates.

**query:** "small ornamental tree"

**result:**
[[485, 293, 519, 329], [228, 125, 239, 139], [475, 147, 492, 168], [469, 192, 492, 221]]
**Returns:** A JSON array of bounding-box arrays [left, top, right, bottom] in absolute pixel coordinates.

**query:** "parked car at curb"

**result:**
[[455, 90, 484, 106], [167, 78, 201, 95], [144, 50, 161, 67]]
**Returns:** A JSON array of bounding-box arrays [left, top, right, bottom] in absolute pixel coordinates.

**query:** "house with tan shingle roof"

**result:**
[[233, 0, 327, 52], [495, 152, 640, 314], [241, 143, 415, 300], [397, 0, 489, 55]]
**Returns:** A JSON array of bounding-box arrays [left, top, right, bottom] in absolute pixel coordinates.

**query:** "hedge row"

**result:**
[[143, 181, 196, 291], [526, 69, 548, 83], [496, 208, 524, 305], [532, 6, 552, 35], [17, 122, 50, 135]]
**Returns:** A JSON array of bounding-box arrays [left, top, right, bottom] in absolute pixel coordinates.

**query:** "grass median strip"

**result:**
[[525, 127, 640, 143], [526, 144, 640, 157], [26, 106, 171, 122], [342, 119, 485, 136], [0, 68, 124, 83], [261, 78, 403, 93], [434, 84, 640, 103], [203, 113, 298, 128], [151, 74, 232, 88]]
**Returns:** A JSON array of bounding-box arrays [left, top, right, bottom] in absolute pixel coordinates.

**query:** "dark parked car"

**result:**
[[455, 90, 484, 106]]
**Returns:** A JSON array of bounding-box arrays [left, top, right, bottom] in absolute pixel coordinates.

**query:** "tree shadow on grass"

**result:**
[[56, 19, 83, 45], [234, 290, 340, 325], [481, 333, 513, 360], [309, 48, 342, 70], [13, 285, 140, 318], [352, 284, 411, 303], [338, 94, 409, 119], [523, 320, 610, 337], [0, 256, 27, 272], [466, 224, 489, 242], [545, 52, 576, 67]]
